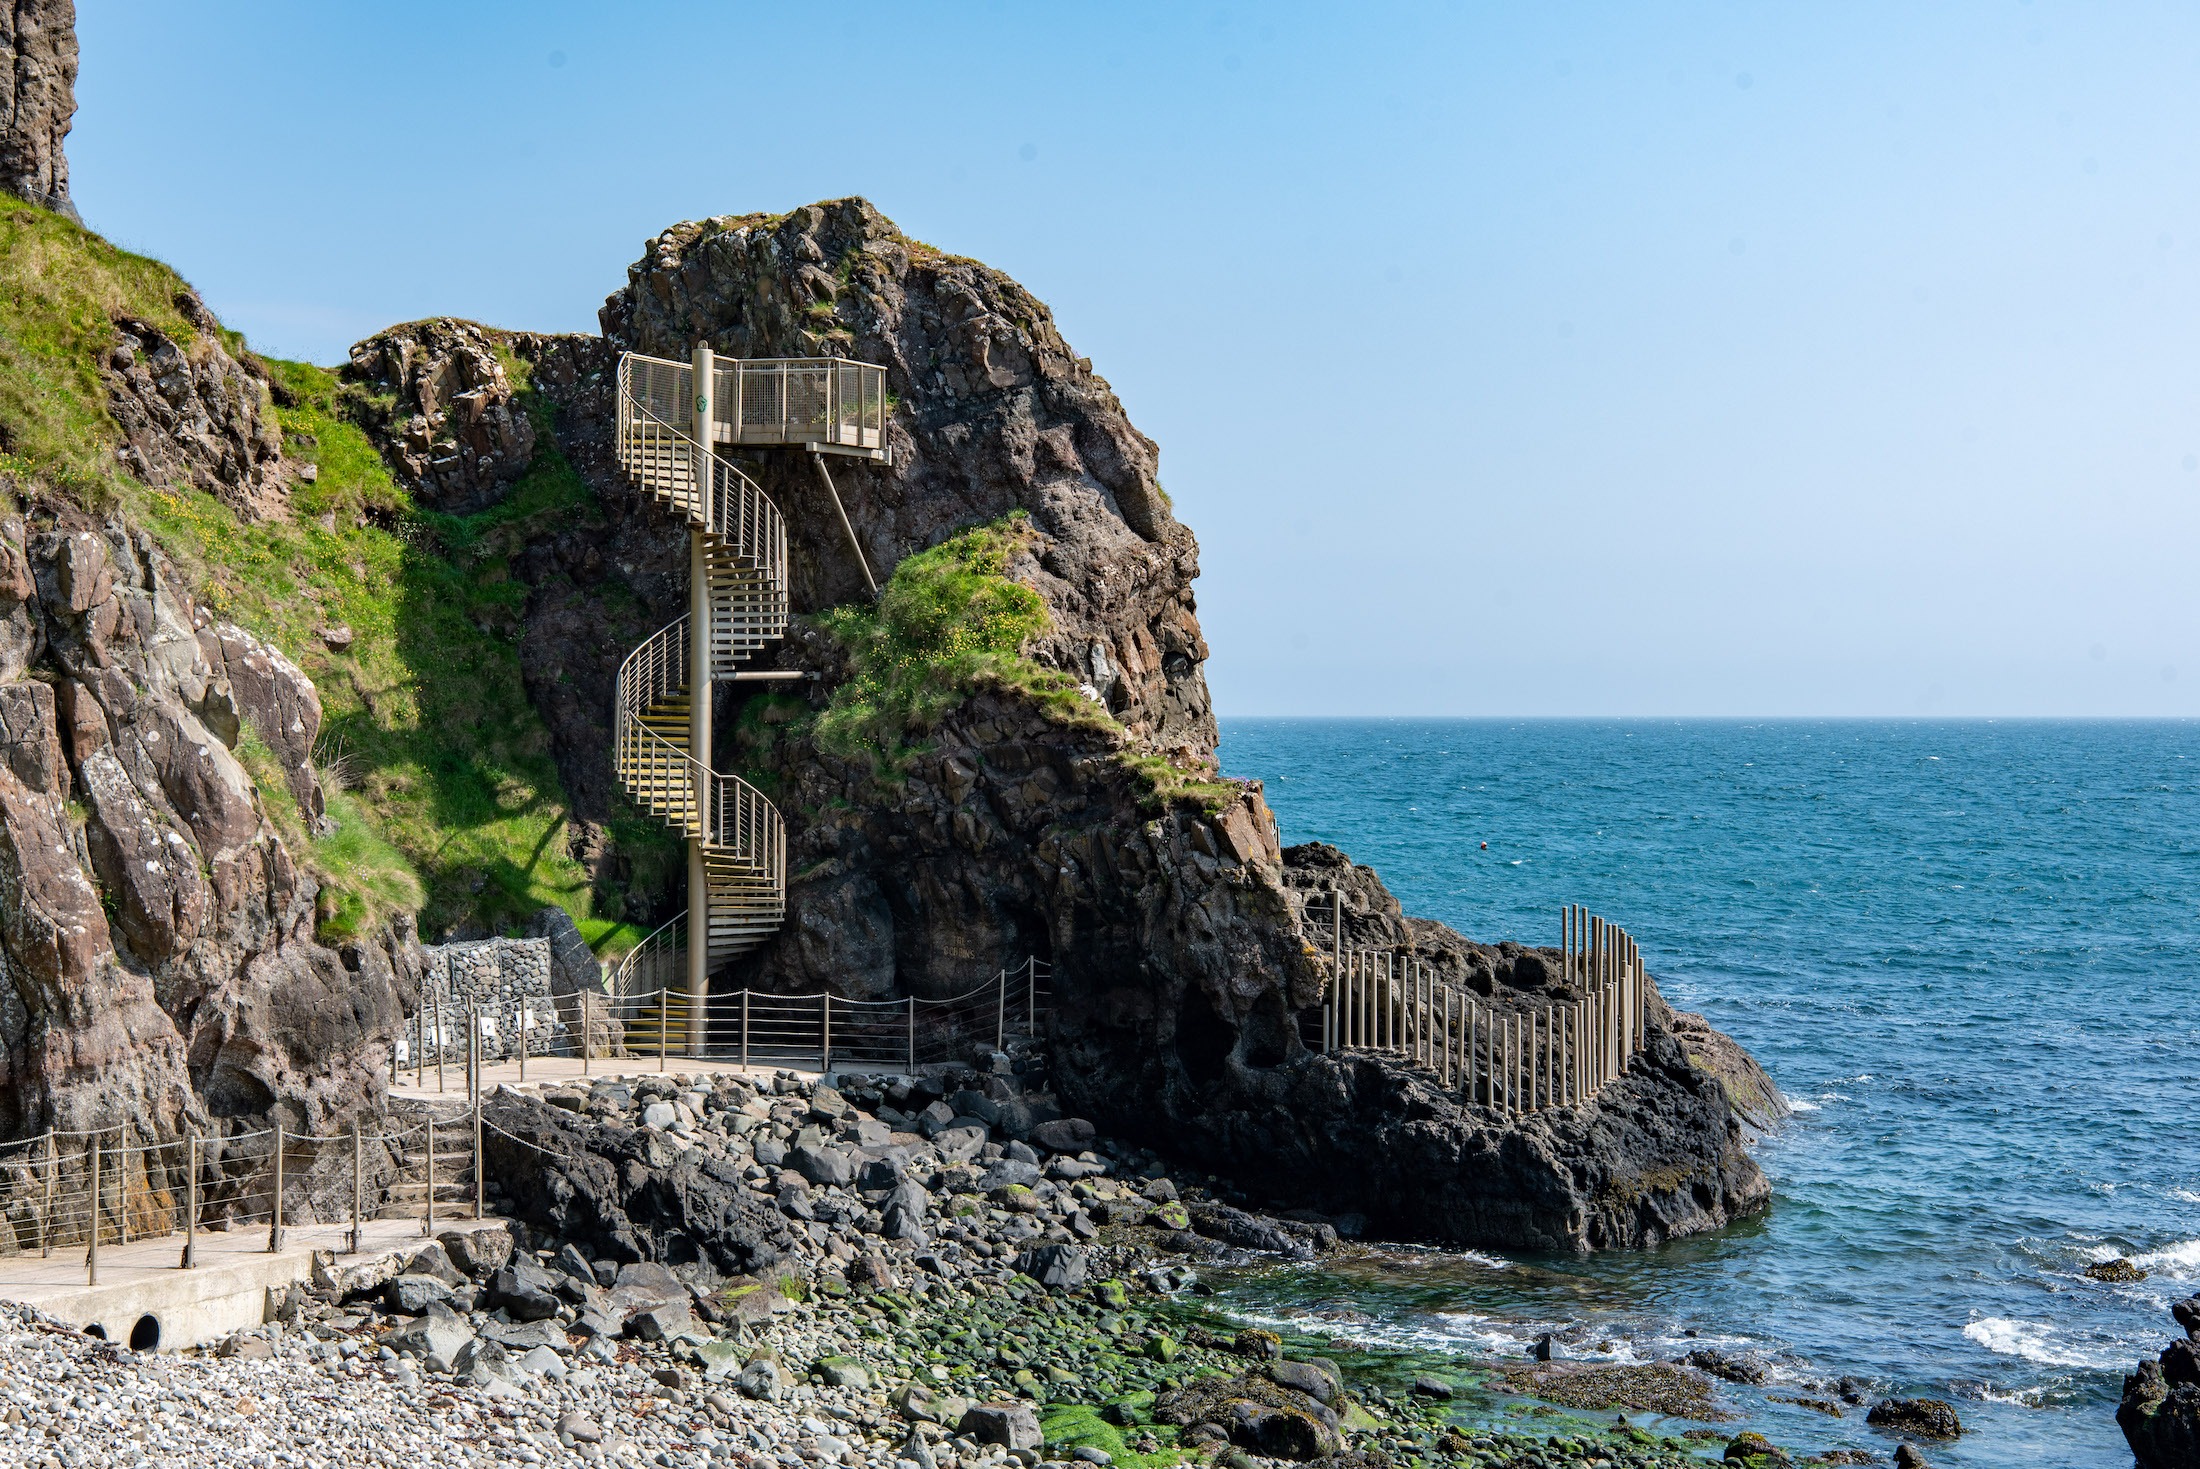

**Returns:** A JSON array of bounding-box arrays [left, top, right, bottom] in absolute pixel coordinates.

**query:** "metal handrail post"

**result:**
[[183, 1135, 198, 1269], [821, 993, 831, 1074], [435, 986, 446, 1095], [269, 1121, 284, 1253], [86, 1134, 99, 1286], [658, 989, 668, 1071], [995, 971, 1006, 1051], [907, 996, 916, 1073], [472, 1085, 485, 1221], [423, 1116, 436, 1237], [39, 1131, 52, 1258], [1027, 956, 1037, 1031], [350, 1126, 363, 1254], [518, 998, 527, 1083]]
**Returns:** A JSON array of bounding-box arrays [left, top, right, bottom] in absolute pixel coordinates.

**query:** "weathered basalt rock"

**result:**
[[2121, 1298, 2200, 1469], [599, 197, 1215, 762], [480, 1092, 794, 1280], [343, 319, 539, 514], [105, 308, 287, 520], [0, 0, 75, 218], [0, 510, 414, 1217]]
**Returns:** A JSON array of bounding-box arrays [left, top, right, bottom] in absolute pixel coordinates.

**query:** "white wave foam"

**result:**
[[1963, 1317, 2118, 1370], [2136, 1239, 2200, 1279], [1786, 1099, 1821, 1113], [2168, 1188, 2200, 1205]]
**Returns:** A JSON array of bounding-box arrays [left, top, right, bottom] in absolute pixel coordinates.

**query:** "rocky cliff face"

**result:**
[[344, 319, 539, 516], [600, 199, 1215, 765], [0, 0, 75, 219], [0, 504, 414, 1169], [106, 296, 289, 520]]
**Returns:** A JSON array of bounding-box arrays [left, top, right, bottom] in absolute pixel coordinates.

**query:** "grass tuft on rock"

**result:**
[[811, 514, 1105, 766]]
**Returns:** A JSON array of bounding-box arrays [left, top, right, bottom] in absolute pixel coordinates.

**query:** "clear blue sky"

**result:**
[[73, 2, 2200, 717]]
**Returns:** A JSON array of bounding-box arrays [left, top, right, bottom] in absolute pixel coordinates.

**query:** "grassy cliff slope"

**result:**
[[0, 200, 632, 946]]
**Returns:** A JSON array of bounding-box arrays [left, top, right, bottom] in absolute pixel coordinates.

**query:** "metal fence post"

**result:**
[[183, 1134, 198, 1269], [580, 991, 592, 1075], [907, 996, 916, 1073], [423, 1115, 436, 1237], [39, 1131, 52, 1258], [86, 1134, 99, 1286], [995, 970, 1006, 1051], [1026, 956, 1037, 1032], [269, 1121, 284, 1253], [517, 998, 527, 1083], [741, 990, 750, 1071], [472, 1087, 485, 1221], [350, 1126, 363, 1254], [435, 987, 446, 1095], [821, 994, 832, 1074], [658, 989, 668, 1072]]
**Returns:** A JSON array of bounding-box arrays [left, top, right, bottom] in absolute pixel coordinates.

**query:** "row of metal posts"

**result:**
[[1317, 889, 1650, 1117]]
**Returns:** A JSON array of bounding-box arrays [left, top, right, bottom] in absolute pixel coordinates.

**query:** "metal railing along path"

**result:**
[[1306, 899, 1652, 1119]]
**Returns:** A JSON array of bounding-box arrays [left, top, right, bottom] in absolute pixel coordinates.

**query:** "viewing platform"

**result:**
[[622, 351, 889, 461]]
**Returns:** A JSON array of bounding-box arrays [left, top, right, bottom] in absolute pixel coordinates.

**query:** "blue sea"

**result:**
[[1215, 718, 2200, 1468]]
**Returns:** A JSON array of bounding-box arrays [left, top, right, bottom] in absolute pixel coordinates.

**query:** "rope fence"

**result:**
[[1307, 899, 1651, 1118], [0, 1094, 489, 1287]]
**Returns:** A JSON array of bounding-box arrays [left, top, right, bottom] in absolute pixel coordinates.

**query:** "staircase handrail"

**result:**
[[613, 617, 783, 871], [613, 355, 791, 579]]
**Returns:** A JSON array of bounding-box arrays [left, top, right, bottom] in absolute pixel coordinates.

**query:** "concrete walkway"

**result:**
[[386, 1055, 839, 1100], [0, 1214, 507, 1351]]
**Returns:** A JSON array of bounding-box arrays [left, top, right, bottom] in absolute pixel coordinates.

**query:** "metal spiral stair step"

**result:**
[[611, 350, 791, 980]]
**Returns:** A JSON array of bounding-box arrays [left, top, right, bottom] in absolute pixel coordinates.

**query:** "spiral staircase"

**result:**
[[608, 352, 791, 1031]]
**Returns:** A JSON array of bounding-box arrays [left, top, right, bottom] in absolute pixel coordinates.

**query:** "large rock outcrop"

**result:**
[[348, 198, 1774, 1250], [342, 319, 540, 515], [0, 506, 415, 1191], [600, 198, 1214, 764], [0, 0, 75, 218]]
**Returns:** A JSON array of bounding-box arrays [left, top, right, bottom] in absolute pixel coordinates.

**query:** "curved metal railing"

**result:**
[[611, 355, 790, 990]]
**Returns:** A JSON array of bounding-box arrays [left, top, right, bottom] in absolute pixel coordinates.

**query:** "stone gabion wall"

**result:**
[[407, 937, 564, 1062]]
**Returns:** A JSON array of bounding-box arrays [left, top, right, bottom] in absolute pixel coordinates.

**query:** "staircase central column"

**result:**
[[686, 341, 715, 1057]]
